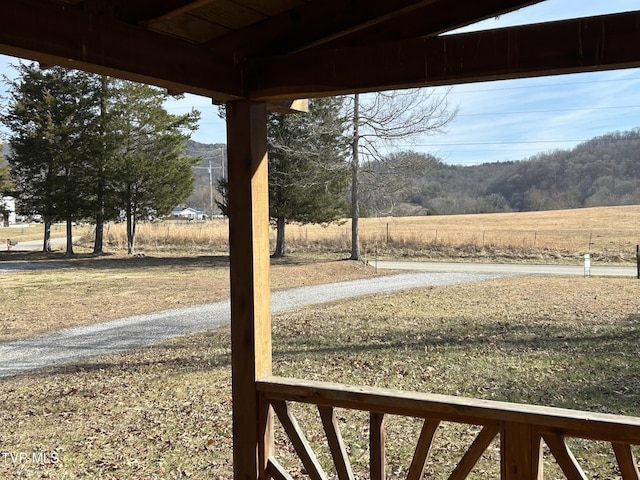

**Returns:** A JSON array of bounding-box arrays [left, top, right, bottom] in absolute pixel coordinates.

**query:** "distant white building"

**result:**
[[171, 206, 206, 221], [0, 196, 16, 226]]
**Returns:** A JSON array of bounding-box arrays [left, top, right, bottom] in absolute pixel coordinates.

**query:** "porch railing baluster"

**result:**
[[541, 433, 587, 480], [258, 376, 640, 480], [370, 412, 386, 480], [318, 406, 355, 480], [612, 442, 640, 480], [406, 419, 440, 480], [450, 425, 500, 480]]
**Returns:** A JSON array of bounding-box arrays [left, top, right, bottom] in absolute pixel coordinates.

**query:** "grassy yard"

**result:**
[[0, 273, 638, 478]]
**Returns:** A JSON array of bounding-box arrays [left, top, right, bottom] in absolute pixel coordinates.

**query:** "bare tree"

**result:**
[[358, 150, 442, 217], [347, 88, 457, 260]]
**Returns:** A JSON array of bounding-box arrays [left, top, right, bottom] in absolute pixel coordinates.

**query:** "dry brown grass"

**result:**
[[285, 205, 640, 263], [79, 205, 640, 263], [91, 220, 231, 253], [0, 206, 638, 478], [1, 223, 71, 243]]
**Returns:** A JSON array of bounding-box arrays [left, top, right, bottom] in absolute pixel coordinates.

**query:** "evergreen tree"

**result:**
[[0, 146, 9, 195], [268, 97, 349, 257], [90, 75, 121, 254], [3, 65, 200, 255], [2, 63, 100, 253], [108, 80, 199, 254], [0, 145, 12, 227]]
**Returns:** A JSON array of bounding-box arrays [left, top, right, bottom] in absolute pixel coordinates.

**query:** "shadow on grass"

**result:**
[[0, 251, 348, 270], [272, 313, 640, 412], [273, 317, 640, 358], [0, 250, 231, 270], [11, 309, 638, 415]]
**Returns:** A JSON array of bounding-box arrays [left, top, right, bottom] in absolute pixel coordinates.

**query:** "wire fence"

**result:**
[[284, 212, 640, 262], [89, 206, 640, 262]]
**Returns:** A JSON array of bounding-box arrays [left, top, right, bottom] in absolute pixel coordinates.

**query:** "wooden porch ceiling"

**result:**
[[1, 1, 640, 103]]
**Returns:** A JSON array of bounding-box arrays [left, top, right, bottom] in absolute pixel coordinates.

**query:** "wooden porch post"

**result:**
[[226, 100, 273, 480], [501, 423, 543, 480]]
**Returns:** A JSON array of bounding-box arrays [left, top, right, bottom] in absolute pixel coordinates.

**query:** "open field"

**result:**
[[0, 275, 638, 478], [73, 205, 640, 263], [287, 205, 640, 263], [4, 205, 638, 262]]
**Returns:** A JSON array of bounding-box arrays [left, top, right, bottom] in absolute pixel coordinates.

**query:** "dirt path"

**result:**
[[0, 271, 506, 378]]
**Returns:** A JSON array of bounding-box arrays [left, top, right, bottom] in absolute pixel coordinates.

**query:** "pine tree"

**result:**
[[0, 145, 12, 227], [268, 97, 349, 257], [107, 80, 199, 254], [2, 63, 101, 253], [90, 75, 120, 254], [3, 65, 200, 255], [0, 146, 10, 195]]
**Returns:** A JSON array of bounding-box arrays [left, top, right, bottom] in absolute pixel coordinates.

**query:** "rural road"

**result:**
[[0, 236, 69, 252], [369, 260, 638, 277], [0, 271, 506, 378]]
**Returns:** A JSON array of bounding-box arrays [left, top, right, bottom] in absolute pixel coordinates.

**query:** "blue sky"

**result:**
[[422, 0, 640, 165], [1, 0, 640, 166]]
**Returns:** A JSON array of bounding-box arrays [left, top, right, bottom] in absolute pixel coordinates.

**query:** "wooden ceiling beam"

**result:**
[[0, 0, 244, 101], [139, 0, 214, 26], [249, 11, 640, 100], [210, 0, 541, 56], [311, 0, 544, 50], [208, 0, 440, 56], [77, 0, 198, 24]]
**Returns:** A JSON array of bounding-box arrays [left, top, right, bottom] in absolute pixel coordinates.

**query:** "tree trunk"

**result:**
[[350, 93, 361, 261], [66, 215, 74, 255], [93, 75, 108, 255], [92, 134, 105, 254], [126, 187, 136, 255], [126, 204, 136, 255], [43, 217, 52, 253], [93, 169, 105, 254], [94, 213, 104, 254], [273, 216, 286, 257]]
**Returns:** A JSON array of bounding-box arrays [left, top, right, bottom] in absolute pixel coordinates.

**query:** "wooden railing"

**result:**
[[257, 376, 640, 480]]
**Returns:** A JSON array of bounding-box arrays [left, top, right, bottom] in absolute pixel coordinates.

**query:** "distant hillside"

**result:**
[[184, 140, 227, 214], [5, 127, 640, 217], [489, 130, 640, 211], [359, 128, 640, 216]]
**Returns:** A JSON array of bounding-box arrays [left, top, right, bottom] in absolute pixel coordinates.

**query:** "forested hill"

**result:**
[[360, 128, 640, 216], [4, 127, 640, 216]]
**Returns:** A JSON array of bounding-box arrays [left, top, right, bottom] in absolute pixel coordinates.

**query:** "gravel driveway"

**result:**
[[0, 271, 506, 378]]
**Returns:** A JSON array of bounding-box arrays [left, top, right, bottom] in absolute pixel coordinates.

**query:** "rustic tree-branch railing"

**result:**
[[258, 376, 640, 479]]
